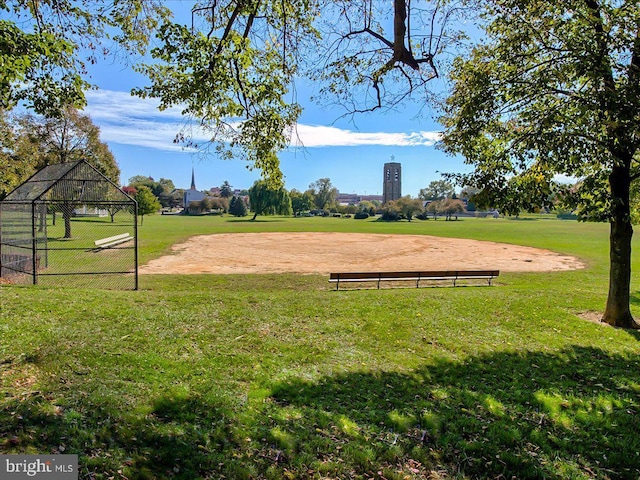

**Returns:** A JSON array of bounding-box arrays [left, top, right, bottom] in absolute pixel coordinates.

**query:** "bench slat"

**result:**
[[95, 233, 131, 246]]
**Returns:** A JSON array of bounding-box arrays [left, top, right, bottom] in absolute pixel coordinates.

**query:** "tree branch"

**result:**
[[215, 2, 243, 55]]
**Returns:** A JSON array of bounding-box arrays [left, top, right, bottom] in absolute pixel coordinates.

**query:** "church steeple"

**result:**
[[190, 167, 196, 190]]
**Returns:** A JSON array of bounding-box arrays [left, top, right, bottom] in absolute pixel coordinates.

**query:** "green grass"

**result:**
[[2, 214, 640, 479]]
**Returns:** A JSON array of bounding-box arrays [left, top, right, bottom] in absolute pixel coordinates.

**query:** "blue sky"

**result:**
[[81, 13, 471, 197]]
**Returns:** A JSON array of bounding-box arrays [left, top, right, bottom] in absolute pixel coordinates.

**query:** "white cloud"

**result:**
[[85, 89, 184, 121], [290, 125, 441, 148], [84, 89, 442, 152]]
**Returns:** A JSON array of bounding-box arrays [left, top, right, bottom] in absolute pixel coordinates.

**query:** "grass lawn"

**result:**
[[1, 214, 639, 479]]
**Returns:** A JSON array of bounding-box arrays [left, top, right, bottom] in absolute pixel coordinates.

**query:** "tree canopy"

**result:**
[[308, 178, 338, 210], [0, 108, 119, 199], [290, 189, 315, 215], [135, 185, 161, 224], [248, 180, 292, 220], [2, 1, 463, 185], [418, 180, 456, 201], [131, 1, 463, 185], [439, 0, 640, 327], [128, 176, 176, 207], [0, 0, 169, 117], [219, 181, 234, 198], [394, 196, 424, 221], [133, 1, 319, 186]]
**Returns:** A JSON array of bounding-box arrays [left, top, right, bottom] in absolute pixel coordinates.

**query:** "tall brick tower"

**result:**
[[383, 160, 401, 204]]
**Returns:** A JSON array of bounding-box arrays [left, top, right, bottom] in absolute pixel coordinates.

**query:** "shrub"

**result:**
[[381, 210, 401, 221], [354, 212, 369, 219]]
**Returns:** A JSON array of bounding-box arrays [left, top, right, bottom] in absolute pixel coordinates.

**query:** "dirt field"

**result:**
[[139, 232, 584, 275]]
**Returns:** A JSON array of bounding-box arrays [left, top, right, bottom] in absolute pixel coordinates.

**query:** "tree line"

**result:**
[[184, 177, 475, 222]]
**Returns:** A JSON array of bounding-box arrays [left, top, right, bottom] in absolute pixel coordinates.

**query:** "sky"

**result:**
[[80, 10, 472, 198]]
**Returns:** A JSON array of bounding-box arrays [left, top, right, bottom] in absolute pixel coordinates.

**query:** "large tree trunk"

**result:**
[[62, 204, 73, 239], [601, 165, 639, 328]]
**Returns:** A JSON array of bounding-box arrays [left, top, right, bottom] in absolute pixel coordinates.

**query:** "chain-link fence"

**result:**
[[0, 161, 138, 290]]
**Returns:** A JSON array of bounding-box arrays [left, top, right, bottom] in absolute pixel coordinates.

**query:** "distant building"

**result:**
[[383, 162, 401, 204], [183, 167, 206, 207], [337, 193, 384, 205], [360, 194, 384, 203], [337, 193, 359, 205]]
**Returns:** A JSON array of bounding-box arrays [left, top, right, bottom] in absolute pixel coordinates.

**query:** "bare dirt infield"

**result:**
[[139, 232, 584, 275]]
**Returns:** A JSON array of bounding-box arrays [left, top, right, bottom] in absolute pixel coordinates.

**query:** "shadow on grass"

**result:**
[[2, 346, 639, 479], [628, 291, 640, 308]]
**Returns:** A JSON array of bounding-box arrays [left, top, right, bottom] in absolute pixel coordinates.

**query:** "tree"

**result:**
[[199, 197, 214, 213], [105, 203, 125, 224], [219, 181, 234, 198], [128, 175, 154, 187], [135, 186, 161, 225], [1, 109, 119, 237], [4, 1, 461, 186], [441, 198, 466, 220], [1, 1, 169, 117], [132, 2, 463, 185], [210, 197, 229, 213], [290, 189, 315, 215], [440, 1, 640, 328], [395, 196, 425, 221], [171, 189, 185, 209], [129, 176, 176, 207], [149, 178, 173, 199], [358, 200, 378, 217], [426, 201, 440, 220], [0, 111, 38, 199], [133, 2, 319, 186], [313, 1, 463, 116], [42, 109, 119, 179], [460, 186, 480, 211], [1, 109, 120, 199], [121, 186, 137, 197], [44, 109, 120, 238], [158, 178, 175, 193], [229, 196, 248, 217], [380, 201, 401, 221], [248, 180, 292, 220], [419, 180, 455, 201], [309, 178, 338, 210]]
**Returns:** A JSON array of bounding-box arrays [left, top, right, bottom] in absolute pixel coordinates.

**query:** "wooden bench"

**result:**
[[329, 270, 499, 290], [94, 233, 132, 249]]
